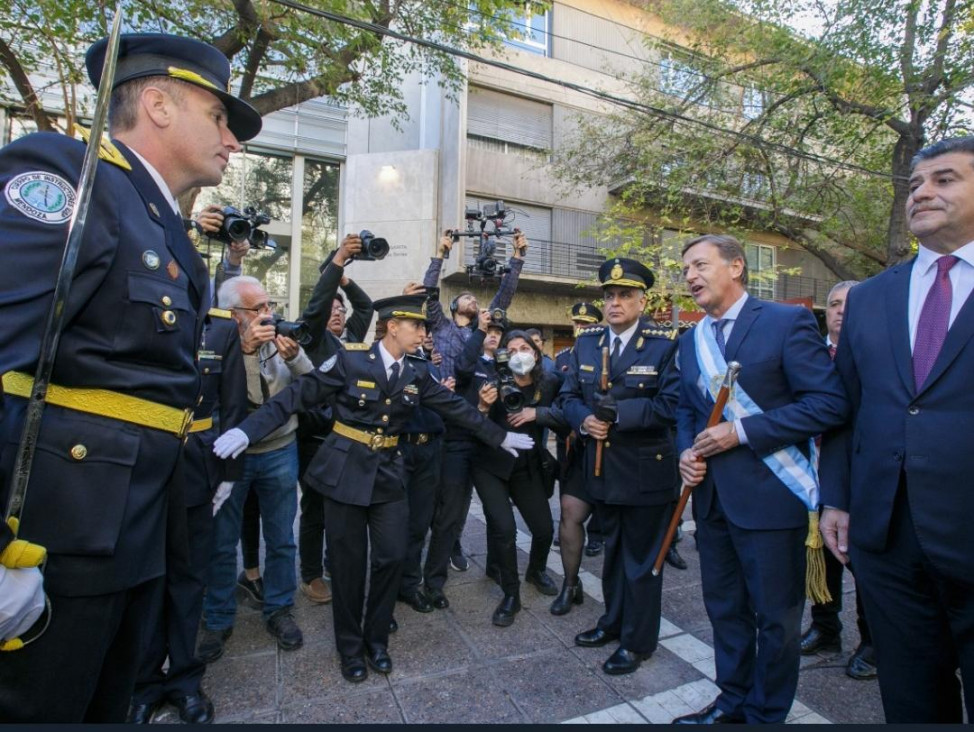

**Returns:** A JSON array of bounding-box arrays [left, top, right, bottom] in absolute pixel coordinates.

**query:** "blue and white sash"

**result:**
[[694, 320, 819, 510]]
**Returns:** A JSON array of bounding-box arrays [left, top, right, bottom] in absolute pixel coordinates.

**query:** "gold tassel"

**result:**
[[805, 511, 832, 604]]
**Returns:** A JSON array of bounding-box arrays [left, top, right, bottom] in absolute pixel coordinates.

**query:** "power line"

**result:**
[[267, 0, 895, 180]]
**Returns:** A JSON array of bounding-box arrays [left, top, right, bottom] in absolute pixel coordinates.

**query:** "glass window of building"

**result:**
[[746, 242, 776, 300]]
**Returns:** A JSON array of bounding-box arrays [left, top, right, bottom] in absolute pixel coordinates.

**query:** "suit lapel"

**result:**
[[391, 356, 416, 394], [918, 284, 974, 395], [609, 329, 641, 380], [884, 262, 915, 395], [368, 345, 388, 392], [723, 297, 761, 362]]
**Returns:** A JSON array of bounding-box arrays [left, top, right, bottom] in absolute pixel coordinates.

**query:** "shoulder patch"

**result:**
[[576, 325, 605, 337], [4, 171, 76, 225], [642, 326, 678, 340], [73, 124, 132, 171], [318, 354, 338, 373], [343, 342, 370, 351], [208, 307, 233, 319]]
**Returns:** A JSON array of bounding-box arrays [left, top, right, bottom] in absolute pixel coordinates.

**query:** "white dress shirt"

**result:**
[[129, 148, 180, 215], [908, 242, 974, 350], [702, 293, 750, 444], [377, 341, 405, 382]]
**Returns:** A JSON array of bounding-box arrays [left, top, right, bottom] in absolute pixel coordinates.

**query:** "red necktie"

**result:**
[[913, 255, 959, 390], [828, 344, 836, 361]]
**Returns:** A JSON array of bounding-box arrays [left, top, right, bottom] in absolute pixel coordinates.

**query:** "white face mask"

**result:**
[[509, 351, 536, 376]]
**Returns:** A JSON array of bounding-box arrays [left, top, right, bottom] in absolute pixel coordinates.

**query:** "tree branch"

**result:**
[[0, 37, 54, 131]]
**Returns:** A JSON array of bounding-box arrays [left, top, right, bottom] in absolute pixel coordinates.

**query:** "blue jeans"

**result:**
[[204, 442, 298, 629]]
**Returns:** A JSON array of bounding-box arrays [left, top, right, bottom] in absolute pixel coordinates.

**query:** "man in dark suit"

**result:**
[[560, 258, 681, 676], [0, 33, 260, 721], [821, 136, 974, 723], [673, 235, 848, 724]]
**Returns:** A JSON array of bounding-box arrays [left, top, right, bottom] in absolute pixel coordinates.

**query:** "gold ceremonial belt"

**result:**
[[2, 371, 195, 438], [187, 416, 214, 433], [332, 421, 399, 451]]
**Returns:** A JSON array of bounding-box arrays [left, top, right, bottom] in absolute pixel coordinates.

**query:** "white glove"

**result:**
[[501, 432, 534, 457], [213, 428, 249, 459], [212, 481, 234, 516], [0, 566, 45, 642]]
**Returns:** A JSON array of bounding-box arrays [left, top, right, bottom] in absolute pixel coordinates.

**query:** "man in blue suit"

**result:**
[[821, 136, 974, 723], [673, 235, 848, 724]]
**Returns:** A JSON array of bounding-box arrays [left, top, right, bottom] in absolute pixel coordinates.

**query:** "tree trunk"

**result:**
[[886, 135, 919, 265]]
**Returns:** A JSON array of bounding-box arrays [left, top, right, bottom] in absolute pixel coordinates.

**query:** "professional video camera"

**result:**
[[212, 205, 276, 250], [448, 200, 518, 278], [262, 315, 312, 346], [492, 347, 525, 413], [353, 229, 390, 261]]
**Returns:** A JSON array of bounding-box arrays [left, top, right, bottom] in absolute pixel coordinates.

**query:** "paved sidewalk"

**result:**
[[150, 495, 885, 724]]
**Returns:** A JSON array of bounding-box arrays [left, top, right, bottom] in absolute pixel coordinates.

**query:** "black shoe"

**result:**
[[491, 594, 521, 627], [197, 626, 232, 664], [399, 589, 434, 613], [800, 626, 841, 655], [550, 580, 584, 616], [584, 539, 604, 557], [266, 608, 303, 650], [126, 699, 163, 724], [425, 587, 450, 609], [665, 545, 688, 570], [450, 546, 469, 572], [485, 564, 502, 586], [171, 692, 215, 724], [846, 643, 878, 680], [366, 646, 393, 674], [673, 701, 745, 724], [574, 627, 619, 648], [236, 571, 264, 608], [389, 617, 399, 633], [525, 569, 559, 596], [603, 646, 652, 675], [340, 655, 368, 683]]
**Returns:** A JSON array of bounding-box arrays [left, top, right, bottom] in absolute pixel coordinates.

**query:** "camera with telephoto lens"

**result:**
[[491, 348, 525, 413], [214, 206, 276, 250], [262, 315, 312, 346], [353, 229, 390, 261], [449, 200, 516, 277]]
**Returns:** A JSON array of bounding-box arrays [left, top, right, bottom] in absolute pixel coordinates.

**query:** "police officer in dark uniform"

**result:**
[[0, 33, 261, 722], [560, 258, 680, 676], [127, 307, 248, 723], [213, 295, 532, 683]]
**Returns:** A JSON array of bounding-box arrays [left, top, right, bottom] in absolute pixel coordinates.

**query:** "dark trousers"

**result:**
[[322, 495, 408, 659], [298, 435, 327, 583], [0, 576, 163, 722], [809, 541, 871, 645], [472, 459, 553, 597], [425, 438, 475, 591], [586, 510, 603, 541], [595, 502, 669, 654], [852, 483, 974, 723], [133, 502, 213, 704], [696, 492, 805, 724], [400, 437, 442, 595], [240, 488, 260, 569]]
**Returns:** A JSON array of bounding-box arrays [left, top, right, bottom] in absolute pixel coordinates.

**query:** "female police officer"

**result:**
[[213, 294, 532, 682]]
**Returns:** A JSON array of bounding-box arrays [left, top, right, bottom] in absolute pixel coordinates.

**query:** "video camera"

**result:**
[[262, 315, 312, 346], [212, 206, 276, 250], [447, 200, 517, 278], [491, 348, 525, 413]]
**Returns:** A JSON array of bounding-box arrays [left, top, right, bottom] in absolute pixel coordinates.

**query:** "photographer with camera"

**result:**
[[472, 330, 568, 627], [199, 276, 313, 661]]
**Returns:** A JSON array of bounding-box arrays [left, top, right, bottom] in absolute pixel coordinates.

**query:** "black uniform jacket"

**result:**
[[560, 320, 680, 506], [235, 342, 506, 506]]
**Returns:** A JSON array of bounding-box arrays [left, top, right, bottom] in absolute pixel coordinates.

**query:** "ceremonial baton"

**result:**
[[0, 8, 124, 652], [652, 361, 740, 577], [593, 345, 609, 477]]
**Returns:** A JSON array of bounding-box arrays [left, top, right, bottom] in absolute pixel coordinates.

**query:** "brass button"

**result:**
[[639, 382, 644, 388], [376, 427, 384, 434], [656, 454, 663, 461], [607, 381, 613, 389], [161, 310, 176, 326], [381, 415, 389, 422], [203, 367, 210, 374], [385, 399, 392, 405], [161, 295, 172, 306], [70, 444, 87, 461], [604, 441, 610, 448], [360, 393, 367, 399], [358, 400, 366, 407]]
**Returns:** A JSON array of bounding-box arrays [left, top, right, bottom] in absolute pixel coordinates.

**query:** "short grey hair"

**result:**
[[218, 275, 263, 309], [109, 76, 185, 133], [827, 280, 859, 302], [681, 234, 749, 287]]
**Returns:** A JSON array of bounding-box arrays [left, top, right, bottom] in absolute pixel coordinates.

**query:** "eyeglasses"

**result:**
[[332, 307, 347, 315], [232, 300, 278, 313]]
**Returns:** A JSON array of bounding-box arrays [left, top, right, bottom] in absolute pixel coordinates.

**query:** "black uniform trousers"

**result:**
[[851, 480, 974, 723], [594, 501, 670, 655], [400, 436, 442, 595], [322, 494, 408, 659], [132, 501, 213, 705], [695, 490, 805, 724], [425, 437, 476, 591], [472, 455, 553, 597], [298, 434, 326, 582]]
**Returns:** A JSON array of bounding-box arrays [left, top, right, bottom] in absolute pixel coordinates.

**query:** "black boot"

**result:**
[[491, 594, 521, 627], [550, 579, 584, 616]]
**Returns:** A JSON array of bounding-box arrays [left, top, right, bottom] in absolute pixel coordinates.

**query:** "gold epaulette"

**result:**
[[208, 308, 232, 319], [641, 326, 678, 340], [576, 325, 605, 337], [344, 342, 370, 351], [72, 124, 132, 171]]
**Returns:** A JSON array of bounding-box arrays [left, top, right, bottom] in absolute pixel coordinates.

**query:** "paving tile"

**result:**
[[278, 639, 387, 706], [206, 652, 278, 721], [382, 609, 477, 680], [281, 688, 403, 723], [393, 667, 522, 724], [590, 645, 708, 700]]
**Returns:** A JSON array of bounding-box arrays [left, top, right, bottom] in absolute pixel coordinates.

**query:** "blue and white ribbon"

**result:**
[[694, 321, 819, 510]]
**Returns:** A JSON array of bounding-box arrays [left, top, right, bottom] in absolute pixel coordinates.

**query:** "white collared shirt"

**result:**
[[702, 291, 750, 345], [908, 242, 974, 350], [127, 148, 180, 215], [606, 319, 641, 356], [377, 341, 405, 382]]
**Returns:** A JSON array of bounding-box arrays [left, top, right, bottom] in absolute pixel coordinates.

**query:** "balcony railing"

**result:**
[[776, 274, 839, 308], [463, 237, 605, 281]]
